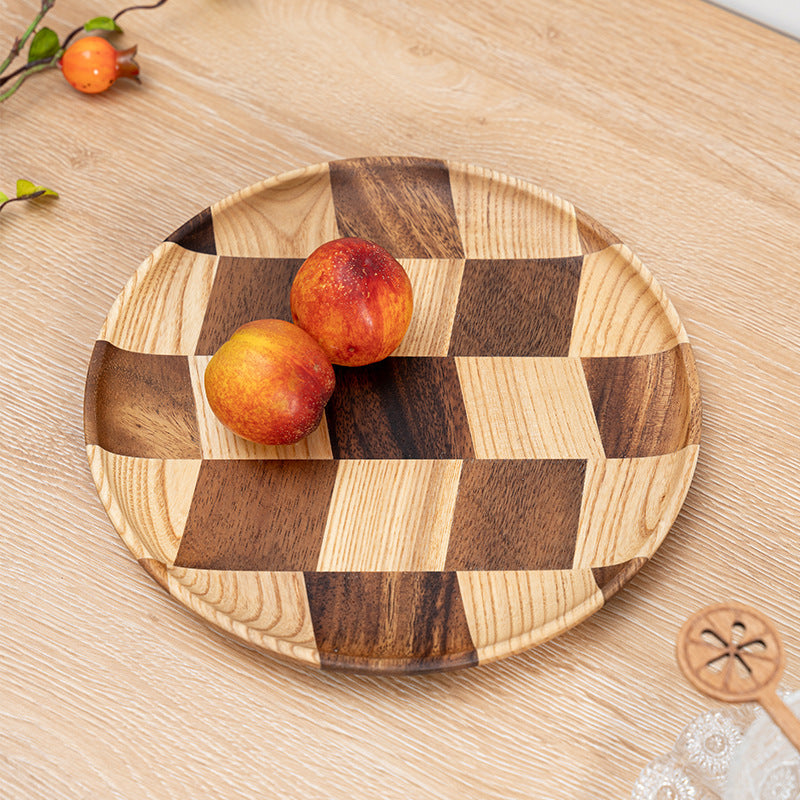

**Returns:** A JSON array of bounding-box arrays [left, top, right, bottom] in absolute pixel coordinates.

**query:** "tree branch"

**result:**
[[0, 0, 56, 76]]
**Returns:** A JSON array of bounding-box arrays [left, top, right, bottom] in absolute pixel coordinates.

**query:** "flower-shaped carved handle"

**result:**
[[677, 602, 800, 755]]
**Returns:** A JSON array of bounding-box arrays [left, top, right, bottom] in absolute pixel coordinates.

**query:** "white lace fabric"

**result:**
[[631, 691, 800, 800]]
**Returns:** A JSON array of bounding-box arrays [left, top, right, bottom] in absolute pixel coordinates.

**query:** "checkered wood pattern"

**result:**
[[84, 157, 701, 673]]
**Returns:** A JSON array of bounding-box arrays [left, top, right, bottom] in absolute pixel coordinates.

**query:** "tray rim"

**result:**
[[84, 155, 702, 673]]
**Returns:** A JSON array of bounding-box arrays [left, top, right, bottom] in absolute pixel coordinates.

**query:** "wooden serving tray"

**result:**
[[84, 157, 701, 673]]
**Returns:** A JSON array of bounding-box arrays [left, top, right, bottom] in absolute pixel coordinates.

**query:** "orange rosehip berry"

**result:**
[[59, 36, 139, 94]]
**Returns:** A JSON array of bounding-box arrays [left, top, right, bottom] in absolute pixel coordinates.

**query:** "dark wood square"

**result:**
[[194, 257, 302, 355], [448, 257, 584, 357], [164, 207, 216, 255], [329, 156, 465, 258], [444, 459, 586, 570], [173, 460, 339, 570], [304, 571, 478, 672], [326, 357, 475, 459], [84, 341, 201, 459], [582, 344, 702, 458]]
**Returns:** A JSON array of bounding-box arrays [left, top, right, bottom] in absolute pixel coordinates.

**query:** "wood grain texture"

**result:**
[[81, 158, 700, 677], [445, 460, 586, 570], [316, 460, 462, 571], [676, 604, 787, 709], [391, 258, 466, 356], [173, 460, 339, 570], [164, 206, 217, 255], [303, 571, 478, 672], [10, 0, 797, 791], [457, 570, 604, 664], [138, 557, 170, 591], [329, 156, 465, 258], [573, 205, 622, 255], [194, 257, 300, 355], [84, 342, 201, 459], [80, 156, 703, 689], [582, 344, 702, 458], [573, 447, 700, 568], [86, 446, 201, 564], [591, 558, 648, 602], [211, 162, 339, 258], [326, 357, 475, 459], [99, 242, 219, 356], [448, 162, 583, 258], [167, 568, 320, 666], [448, 257, 583, 357], [456, 356, 604, 459], [81, 159, 699, 675], [569, 244, 688, 357]]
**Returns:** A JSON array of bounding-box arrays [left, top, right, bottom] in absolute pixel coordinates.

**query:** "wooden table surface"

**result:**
[[2, 1, 799, 797]]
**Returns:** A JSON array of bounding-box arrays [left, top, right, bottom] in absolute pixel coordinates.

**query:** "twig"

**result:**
[[0, 190, 46, 213], [0, 60, 56, 102], [60, 0, 168, 52], [113, 0, 168, 22], [0, 0, 56, 76], [0, 55, 54, 88]]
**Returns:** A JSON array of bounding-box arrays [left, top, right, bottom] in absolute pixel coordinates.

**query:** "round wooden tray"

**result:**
[[84, 156, 702, 673]]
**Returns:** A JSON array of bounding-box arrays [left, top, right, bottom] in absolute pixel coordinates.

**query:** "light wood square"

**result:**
[[212, 162, 339, 258], [100, 242, 219, 356], [572, 445, 700, 568], [455, 356, 604, 459], [569, 243, 689, 357], [167, 569, 320, 666], [457, 570, 603, 664], [448, 162, 583, 258], [188, 355, 333, 460], [392, 259, 465, 357], [86, 446, 201, 564], [316, 460, 463, 572]]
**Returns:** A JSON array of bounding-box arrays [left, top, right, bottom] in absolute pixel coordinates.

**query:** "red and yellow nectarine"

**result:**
[[290, 237, 413, 367], [204, 319, 335, 446]]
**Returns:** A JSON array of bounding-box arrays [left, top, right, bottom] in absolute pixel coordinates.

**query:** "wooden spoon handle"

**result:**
[[759, 689, 800, 754]]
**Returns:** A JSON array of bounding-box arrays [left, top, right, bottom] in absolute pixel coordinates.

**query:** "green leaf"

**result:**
[[15, 180, 57, 199], [28, 27, 60, 62], [0, 192, 9, 203], [33, 185, 59, 198], [16, 179, 37, 197], [84, 16, 122, 33]]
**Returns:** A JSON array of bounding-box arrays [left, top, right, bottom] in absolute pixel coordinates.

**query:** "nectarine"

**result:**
[[290, 237, 413, 367], [204, 319, 335, 446]]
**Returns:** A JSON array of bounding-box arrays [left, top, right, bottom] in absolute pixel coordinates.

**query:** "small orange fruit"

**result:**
[[60, 36, 139, 94]]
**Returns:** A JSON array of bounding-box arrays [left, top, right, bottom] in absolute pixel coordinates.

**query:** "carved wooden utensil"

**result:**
[[677, 602, 800, 753]]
